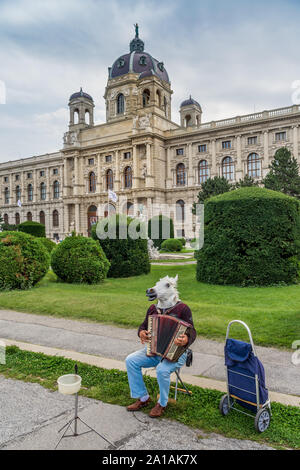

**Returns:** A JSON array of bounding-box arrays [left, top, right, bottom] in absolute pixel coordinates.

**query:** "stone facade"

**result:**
[[1, 29, 300, 240]]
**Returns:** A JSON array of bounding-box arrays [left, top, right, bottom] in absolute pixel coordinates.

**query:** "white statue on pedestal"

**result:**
[[147, 239, 160, 260]]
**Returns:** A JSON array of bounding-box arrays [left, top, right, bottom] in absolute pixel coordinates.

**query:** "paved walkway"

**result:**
[[0, 309, 299, 404], [0, 377, 273, 450]]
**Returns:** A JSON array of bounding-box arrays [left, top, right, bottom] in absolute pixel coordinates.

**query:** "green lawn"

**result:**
[[0, 265, 299, 348], [1, 346, 299, 449]]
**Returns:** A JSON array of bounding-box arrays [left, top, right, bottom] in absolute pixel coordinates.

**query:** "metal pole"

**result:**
[[74, 392, 78, 435]]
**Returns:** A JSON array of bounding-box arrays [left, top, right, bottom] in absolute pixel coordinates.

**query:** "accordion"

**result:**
[[146, 314, 192, 362]]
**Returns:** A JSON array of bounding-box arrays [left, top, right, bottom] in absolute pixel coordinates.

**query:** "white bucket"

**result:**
[[57, 374, 82, 395]]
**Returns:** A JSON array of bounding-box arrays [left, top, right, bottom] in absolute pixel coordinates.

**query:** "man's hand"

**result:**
[[174, 334, 189, 347], [139, 330, 150, 344]]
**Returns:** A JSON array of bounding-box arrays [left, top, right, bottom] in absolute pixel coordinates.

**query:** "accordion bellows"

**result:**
[[147, 314, 192, 362]]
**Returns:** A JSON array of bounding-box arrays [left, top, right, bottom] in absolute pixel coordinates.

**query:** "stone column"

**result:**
[[97, 153, 102, 193], [74, 155, 79, 196], [264, 131, 269, 162], [293, 125, 299, 161], [187, 143, 194, 186], [147, 197, 152, 219], [211, 139, 217, 177], [132, 145, 138, 189], [236, 135, 242, 180], [63, 204, 69, 236], [146, 143, 153, 188], [46, 167, 50, 201], [166, 146, 172, 189], [115, 150, 120, 191], [33, 169, 37, 202], [75, 203, 80, 234], [63, 158, 68, 197]]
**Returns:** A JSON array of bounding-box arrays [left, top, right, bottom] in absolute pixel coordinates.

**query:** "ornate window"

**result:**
[[247, 153, 261, 178], [198, 160, 209, 184], [39, 211, 45, 225], [142, 89, 150, 107], [176, 200, 185, 221], [53, 180, 60, 199], [27, 212, 32, 221], [53, 210, 59, 227], [117, 94, 124, 114], [89, 172, 96, 193], [222, 140, 231, 149], [4, 187, 9, 204], [222, 156, 234, 180], [28, 184, 33, 202], [15, 213, 20, 225], [176, 163, 186, 186], [40, 182, 46, 200], [139, 55, 147, 65], [106, 169, 113, 190], [124, 166, 132, 189], [3, 214, 8, 224], [16, 185, 21, 202]]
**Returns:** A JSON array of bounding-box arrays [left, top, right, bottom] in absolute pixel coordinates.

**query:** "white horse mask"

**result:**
[[146, 275, 180, 309]]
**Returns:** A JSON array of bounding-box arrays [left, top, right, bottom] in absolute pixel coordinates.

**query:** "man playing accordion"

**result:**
[[125, 275, 196, 418]]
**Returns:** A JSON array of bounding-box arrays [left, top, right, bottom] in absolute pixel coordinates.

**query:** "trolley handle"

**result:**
[[225, 320, 257, 357]]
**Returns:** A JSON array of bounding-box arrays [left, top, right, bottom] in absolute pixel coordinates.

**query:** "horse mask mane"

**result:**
[[146, 275, 180, 309]]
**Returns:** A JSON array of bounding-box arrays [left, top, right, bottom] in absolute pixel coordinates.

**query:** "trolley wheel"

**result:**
[[255, 408, 271, 433], [219, 394, 232, 416]]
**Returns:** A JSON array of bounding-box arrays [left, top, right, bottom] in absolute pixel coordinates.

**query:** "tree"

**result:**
[[263, 147, 300, 198], [234, 174, 258, 189], [192, 176, 233, 212]]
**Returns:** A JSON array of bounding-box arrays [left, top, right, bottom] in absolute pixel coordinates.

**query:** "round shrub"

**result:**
[[0, 231, 50, 290], [161, 238, 183, 252], [148, 215, 174, 249], [18, 221, 46, 238], [91, 214, 150, 278], [196, 187, 300, 286], [40, 238, 57, 253], [51, 234, 110, 284]]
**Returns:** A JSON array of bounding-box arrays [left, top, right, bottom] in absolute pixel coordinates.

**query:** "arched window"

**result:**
[[247, 153, 261, 178], [198, 160, 209, 184], [117, 94, 124, 114], [40, 182, 46, 200], [185, 115, 191, 127], [87, 205, 98, 234], [4, 214, 8, 224], [156, 90, 161, 107], [28, 184, 33, 202], [106, 169, 113, 190], [53, 210, 59, 227], [124, 166, 132, 189], [142, 89, 150, 107], [39, 211, 45, 225], [4, 187, 9, 204], [16, 185, 21, 202], [176, 200, 185, 221], [222, 156, 234, 181], [89, 172, 96, 193], [176, 163, 186, 186], [53, 180, 60, 199], [27, 212, 32, 221], [104, 203, 116, 217], [85, 110, 91, 125], [73, 109, 79, 124], [123, 202, 134, 215], [15, 213, 20, 225]]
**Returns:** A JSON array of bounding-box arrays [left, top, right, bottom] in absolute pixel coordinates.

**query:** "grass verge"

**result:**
[[0, 265, 299, 349], [0, 346, 299, 449]]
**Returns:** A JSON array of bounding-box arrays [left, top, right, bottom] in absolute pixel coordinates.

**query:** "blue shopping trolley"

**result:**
[[219, 320, 272, 433]]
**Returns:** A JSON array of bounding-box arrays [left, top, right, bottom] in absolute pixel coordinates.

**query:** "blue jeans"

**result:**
[[125, 346, 187, 407]]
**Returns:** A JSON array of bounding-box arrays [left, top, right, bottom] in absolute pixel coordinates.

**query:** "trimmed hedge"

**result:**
[[196, 187, 300, 286], [148, 215, 174, 249], [161, 238, 183, 252], [91, 215, 150, 278], [51, 234, 110, 284], [0, 231, 50, 290], [18, 221, 46, 238], [40, 238, 57, 253]]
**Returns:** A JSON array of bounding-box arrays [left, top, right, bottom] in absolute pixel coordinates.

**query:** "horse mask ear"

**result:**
[[174, 274, 178, 284]]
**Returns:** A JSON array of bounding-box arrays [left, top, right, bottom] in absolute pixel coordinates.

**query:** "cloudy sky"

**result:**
[[0, 0, 300, 163]]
